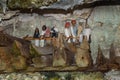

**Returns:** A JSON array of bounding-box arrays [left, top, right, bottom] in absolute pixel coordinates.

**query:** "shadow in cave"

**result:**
[[9, 0, 120, 15]]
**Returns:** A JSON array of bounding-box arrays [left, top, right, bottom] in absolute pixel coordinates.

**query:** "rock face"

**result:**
[[105, 70, 120, 80], [0, 47, 9, 71], [32, 55, 52, 68], [75, 36, 92, 68], [1, 4, 120, 72], [53, 34, 67, 67], [53, 48, 67, 67], [96, 46, 106, 68], [88, 6, 120, 64], [0, 32, 39, 72], [95, 44, 120, 70], [95, 45, 109, 70], [12, 56, 27, 70]]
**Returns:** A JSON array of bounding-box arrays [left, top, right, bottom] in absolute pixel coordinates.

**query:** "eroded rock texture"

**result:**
[[88, 6, 120, 64], [75, 36, 92, 68], [0, 5, 120, 68], [0, 32, 40, 72]]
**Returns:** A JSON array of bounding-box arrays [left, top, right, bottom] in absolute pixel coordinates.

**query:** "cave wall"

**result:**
[[88, 6, 120, 63], [0, 13, 65, 38], [0, 8, 92, 37], [0, 6, 120, 63]]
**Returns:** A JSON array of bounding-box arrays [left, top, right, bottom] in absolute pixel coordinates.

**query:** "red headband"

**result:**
[[65, 22, 70, 28]]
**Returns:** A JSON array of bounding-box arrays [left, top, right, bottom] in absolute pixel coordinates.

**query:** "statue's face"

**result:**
[[72, 23, 76, 26], [71, 20, 76, 26], [65, 22, 70, 28]]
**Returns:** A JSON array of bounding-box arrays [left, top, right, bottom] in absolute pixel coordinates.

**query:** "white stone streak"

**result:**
[[88, 6, 120, 64], [18, 14, 35, 22], [73, 9, 92, 19], [0, 11, 19, 19], [43, 9, 92, 21], [43, 13, 71, 20], [88, 6, 120, 29]]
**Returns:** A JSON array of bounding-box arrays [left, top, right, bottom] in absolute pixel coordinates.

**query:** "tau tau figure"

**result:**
[[33, 27, 40, 38], [51, 26, 58, 38], [64, 22, 71, 43], [71, 20, 78, 42], [33, 27, 40, 47]]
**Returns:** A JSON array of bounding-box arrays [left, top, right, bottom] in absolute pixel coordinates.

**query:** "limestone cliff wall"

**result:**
[[0, 5, 120, 63], [88, 6, 120, 63]]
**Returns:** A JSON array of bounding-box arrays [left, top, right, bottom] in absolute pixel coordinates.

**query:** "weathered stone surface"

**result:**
[[90, 24, 117, 64], [109, 43, 116, 63], [105, 70, 120, 80], [73, 9, 93, 19], [88, 6, 120, 64], [0, 47, 9, 71], [0, 32, 40, 72], [53, 48, 67, 67], [53, 34, 67, 67], [32, 57, 42, 68], [32, 55, 52, 68], [12, 56, 27, 70], [96, 45, 106, 67], [0, 4, 120, 72], [9, 14, 64, 38], [0, 11, 18, 19], [109, 43, 120, 66]]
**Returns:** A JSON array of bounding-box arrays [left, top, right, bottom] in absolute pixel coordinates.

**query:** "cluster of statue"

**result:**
[[33, 20, 91, 47], [32, 19, 93, 68], [33, 25, 58, 47], [64, 20, 91, 44]]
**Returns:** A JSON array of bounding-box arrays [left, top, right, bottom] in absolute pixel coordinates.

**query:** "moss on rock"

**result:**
[[8, 0, 58, 9]]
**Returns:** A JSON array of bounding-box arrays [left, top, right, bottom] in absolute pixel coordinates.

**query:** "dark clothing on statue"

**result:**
[[33, 32, 39, 38], [51, 27, 58, 38], [33, 28, 40, 38]]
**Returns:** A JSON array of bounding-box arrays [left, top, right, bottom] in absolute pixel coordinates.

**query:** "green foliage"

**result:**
[[41, 72, 60, 80], [8, 0, 58, 9], [65, 73, 71, 80], [72, 72, 103, 80], [49, 77, 59, 80], [8, 0, 31, 8]]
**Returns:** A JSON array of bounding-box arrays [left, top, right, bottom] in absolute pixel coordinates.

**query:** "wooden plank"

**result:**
[[24, 37, 54, 40], [23, 36, 79, 40]]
